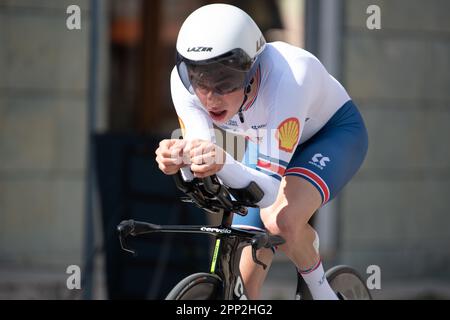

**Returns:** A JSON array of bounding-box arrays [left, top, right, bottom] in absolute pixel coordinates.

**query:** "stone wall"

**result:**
[[339, 0, 450, 281], [0, 0, 107, 270]]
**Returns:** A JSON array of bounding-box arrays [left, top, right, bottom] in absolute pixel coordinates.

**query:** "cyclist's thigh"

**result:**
[[284, 100, 369, 205]]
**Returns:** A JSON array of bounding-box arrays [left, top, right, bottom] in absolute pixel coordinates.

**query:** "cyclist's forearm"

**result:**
[[217, 152, 280, 208]]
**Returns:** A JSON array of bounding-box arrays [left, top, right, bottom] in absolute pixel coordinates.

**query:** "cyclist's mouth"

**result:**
[[209, 110, 227, 121]]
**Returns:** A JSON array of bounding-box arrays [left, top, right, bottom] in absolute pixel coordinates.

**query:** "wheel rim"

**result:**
[[328, 273, 372, 300], [179, 282, 219, 299]]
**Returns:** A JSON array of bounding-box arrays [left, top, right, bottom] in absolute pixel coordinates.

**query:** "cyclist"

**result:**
[[155, 4, 368, 300]]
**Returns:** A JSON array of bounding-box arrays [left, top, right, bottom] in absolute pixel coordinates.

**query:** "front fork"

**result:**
[[211, 235, 250, 300]]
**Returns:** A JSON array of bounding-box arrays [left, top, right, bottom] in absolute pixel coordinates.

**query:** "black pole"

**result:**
[[82, 0, 100, 300], [304, 0, 320, 56]]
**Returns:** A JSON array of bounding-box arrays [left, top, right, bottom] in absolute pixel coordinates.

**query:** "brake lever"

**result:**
[[119, 233, 137, 256], [251, 244, 267, 270], [117, 220, 137, 256], [251, 235, 268, 270]]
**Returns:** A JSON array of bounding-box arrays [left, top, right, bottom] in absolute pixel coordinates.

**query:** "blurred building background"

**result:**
[[0, 0, 449, 299]]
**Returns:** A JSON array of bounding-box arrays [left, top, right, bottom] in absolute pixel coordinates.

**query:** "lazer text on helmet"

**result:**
[[187, 47, 213, 52]]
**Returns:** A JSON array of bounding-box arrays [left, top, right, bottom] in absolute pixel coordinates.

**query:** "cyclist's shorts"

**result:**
[[232, 99, 369, 230]]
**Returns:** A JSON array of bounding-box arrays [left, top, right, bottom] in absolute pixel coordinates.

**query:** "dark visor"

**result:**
[[176, 49, 254, 95]]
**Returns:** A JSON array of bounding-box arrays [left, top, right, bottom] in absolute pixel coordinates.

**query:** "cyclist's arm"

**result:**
[[217, 152, 281, 208], [170, 67, 215, 142]]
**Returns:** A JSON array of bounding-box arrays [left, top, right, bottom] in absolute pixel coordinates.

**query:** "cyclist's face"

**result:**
[[194, 85, 245, 123]]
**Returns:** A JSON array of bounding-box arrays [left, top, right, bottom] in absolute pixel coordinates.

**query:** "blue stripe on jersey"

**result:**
[[256, 166, 282, 181]]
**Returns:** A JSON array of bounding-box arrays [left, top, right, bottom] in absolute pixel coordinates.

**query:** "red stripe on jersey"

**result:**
[[257, 159, 286, 176]]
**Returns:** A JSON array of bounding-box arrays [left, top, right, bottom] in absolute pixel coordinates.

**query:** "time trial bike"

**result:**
[[117, 169, 372, 300]]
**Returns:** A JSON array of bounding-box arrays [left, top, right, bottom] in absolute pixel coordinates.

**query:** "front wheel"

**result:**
[[326, 265, 372, 300], [165, 273, 223, 300]]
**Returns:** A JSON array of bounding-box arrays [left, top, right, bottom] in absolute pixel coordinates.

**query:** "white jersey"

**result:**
[[170, 42, 350, 208]]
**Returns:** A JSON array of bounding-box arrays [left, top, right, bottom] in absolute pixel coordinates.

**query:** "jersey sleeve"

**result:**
[[217, 57, 326, 208], [170, 67, 215, 142]]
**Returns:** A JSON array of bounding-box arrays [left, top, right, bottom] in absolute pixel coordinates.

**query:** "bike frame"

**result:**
[[118, 172, 370, 300], [119, 209, 268, 299], [118, 172, 291, 300]]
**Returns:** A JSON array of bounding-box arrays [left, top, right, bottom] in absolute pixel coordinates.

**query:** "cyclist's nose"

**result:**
[[205, 89, 222, 104], [206, 88, 219, 99]]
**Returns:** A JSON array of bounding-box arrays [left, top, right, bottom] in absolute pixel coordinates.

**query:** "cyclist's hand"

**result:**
[[183, 139, 226, 178], [155, 139, 187, 175]]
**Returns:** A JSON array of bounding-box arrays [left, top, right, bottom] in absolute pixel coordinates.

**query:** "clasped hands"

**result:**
[[155, 139, 226, 178]]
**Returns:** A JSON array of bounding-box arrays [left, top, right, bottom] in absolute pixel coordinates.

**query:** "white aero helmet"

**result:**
[[176, 3, 266, 95]]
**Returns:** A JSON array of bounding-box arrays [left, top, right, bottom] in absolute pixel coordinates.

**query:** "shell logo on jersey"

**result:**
[[178, 117, 186, 138], [277, 117, 300, 152]]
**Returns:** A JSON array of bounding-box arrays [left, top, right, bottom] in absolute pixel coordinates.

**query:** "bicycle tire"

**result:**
[[165, 273, 223, 300], [326, 265, 373, 300]]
